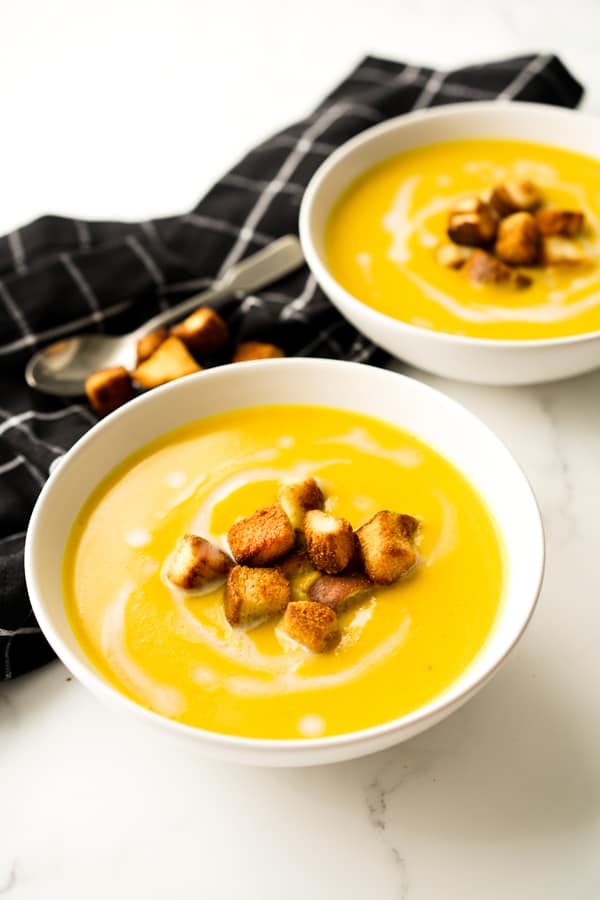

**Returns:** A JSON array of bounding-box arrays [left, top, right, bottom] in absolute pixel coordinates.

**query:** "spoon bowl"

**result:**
[[26, 334, 138, 397]]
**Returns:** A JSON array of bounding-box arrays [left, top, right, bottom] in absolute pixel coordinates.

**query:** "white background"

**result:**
[[2, 1, 600, 898], [2, 0, 600, 233]]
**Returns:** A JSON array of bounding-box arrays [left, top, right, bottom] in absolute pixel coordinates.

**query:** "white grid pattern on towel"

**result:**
[[217, 100, 382, 279], [7, 230, 27, 275], [74, 219, 92, 252], [352, 64, 499, 102], [0, 298, 133, 355], [0, 405, 89, 442], [0, 280, 32, 341], [498, 54, 550, 100], [0, 406, 65, 457], [183, 213, 273, 247], [60, 253, 104, 324]]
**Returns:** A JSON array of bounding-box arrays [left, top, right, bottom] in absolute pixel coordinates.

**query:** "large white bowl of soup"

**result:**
[[299, 102, 600, 384], [25, 359, 544, 766]]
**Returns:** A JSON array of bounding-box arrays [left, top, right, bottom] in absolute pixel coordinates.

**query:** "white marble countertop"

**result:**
[[2, 2, 600, 897]]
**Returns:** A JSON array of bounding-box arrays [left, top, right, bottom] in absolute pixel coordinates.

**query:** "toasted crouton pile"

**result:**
[[164, 475, 422, 653], [85, 302, 285, 416], [437, 177, 589, 289]]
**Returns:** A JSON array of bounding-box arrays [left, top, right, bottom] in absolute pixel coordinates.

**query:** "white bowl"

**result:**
[[25, 359, 544, 766], [299, 101, 600, 385]]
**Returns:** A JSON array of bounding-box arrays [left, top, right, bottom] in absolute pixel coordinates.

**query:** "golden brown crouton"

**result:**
[[224, 565, 291, 627], [346, 539, 368, 574], [356, 511, 418, 585], [490, 180, 541, 217], [447, 197, 498, 247], [232, 341, 285, 363], [278, 549, 315, 580], [170, 307, 229, 355], [394, 513, 420, 541], [85, 366, 135, 416], [278, 476, 324, 530], [166, 534, 233, 589], [435, 243, 473, 269], [309, 573, 373, 612], [304, 510, 356, 575], [277, 549, 319, 602], [135, 327, 168, 366], [535, 208, 584, 237], [513, 272, 534, 289], [282, 600, 339, 653], [542, 236, 587, 265], [228, 504, 295, 566], [464, 249, 512, 285], [494, 212, 540, 265], [133, 336, 201, 389]]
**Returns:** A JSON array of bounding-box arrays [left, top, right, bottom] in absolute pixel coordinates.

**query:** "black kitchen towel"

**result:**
[[0, 54, 583, 679]]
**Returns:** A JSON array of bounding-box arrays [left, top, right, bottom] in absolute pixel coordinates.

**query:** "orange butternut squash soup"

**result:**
[[63, 405, 505, 739], [325, 139, 600, 340]]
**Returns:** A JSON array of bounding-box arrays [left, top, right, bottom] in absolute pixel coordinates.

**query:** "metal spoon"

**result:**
[[25, 235, 305, 397]]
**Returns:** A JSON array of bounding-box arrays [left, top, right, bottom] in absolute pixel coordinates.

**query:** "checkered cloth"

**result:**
[[0, 54, 583, 680]]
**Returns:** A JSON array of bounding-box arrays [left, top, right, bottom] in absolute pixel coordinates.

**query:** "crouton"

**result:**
[[170, 307, 229, 355], [278, 549, 315, 580], [542, 236, 587, 265], [464, 249, 512, 285], [356, 511, 418, 585], [535, 208, 584, 237], [513, 272, 534, 289], [447, 197, 498, 246], [490, 180, 541, 217], [228, 504, 295, 566], [343, 537, 366, 574], [136, 327, 168, 365], [309, 573, 373, 612], [232, 341, 285, 362], [282, 600, 339, 653], [85, 366, 135, 416], [133, 336, 201, 389], [494, 212, 540, 266], [435, 243, 472, 269], [224, 565, 291, 627], [166, 534, 233, 590], [278, 476, 324, 530], [278, 549, 320, 601], [394, 513, 420, 541], [304, 510, 356, 574]]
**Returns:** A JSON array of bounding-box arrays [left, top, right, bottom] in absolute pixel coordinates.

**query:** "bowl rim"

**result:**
[[25, 358, 545, 757], [299, 99, 600, 350]]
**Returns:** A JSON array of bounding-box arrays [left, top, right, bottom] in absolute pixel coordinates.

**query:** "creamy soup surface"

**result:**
[[326, 139, 600, 340], [64, 405, 505, 739]]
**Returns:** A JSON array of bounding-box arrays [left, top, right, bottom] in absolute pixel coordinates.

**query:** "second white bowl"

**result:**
[[299, 101, 600, 385]]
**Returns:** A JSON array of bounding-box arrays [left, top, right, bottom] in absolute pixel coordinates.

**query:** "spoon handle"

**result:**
[[132, 235, 305, 337]]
